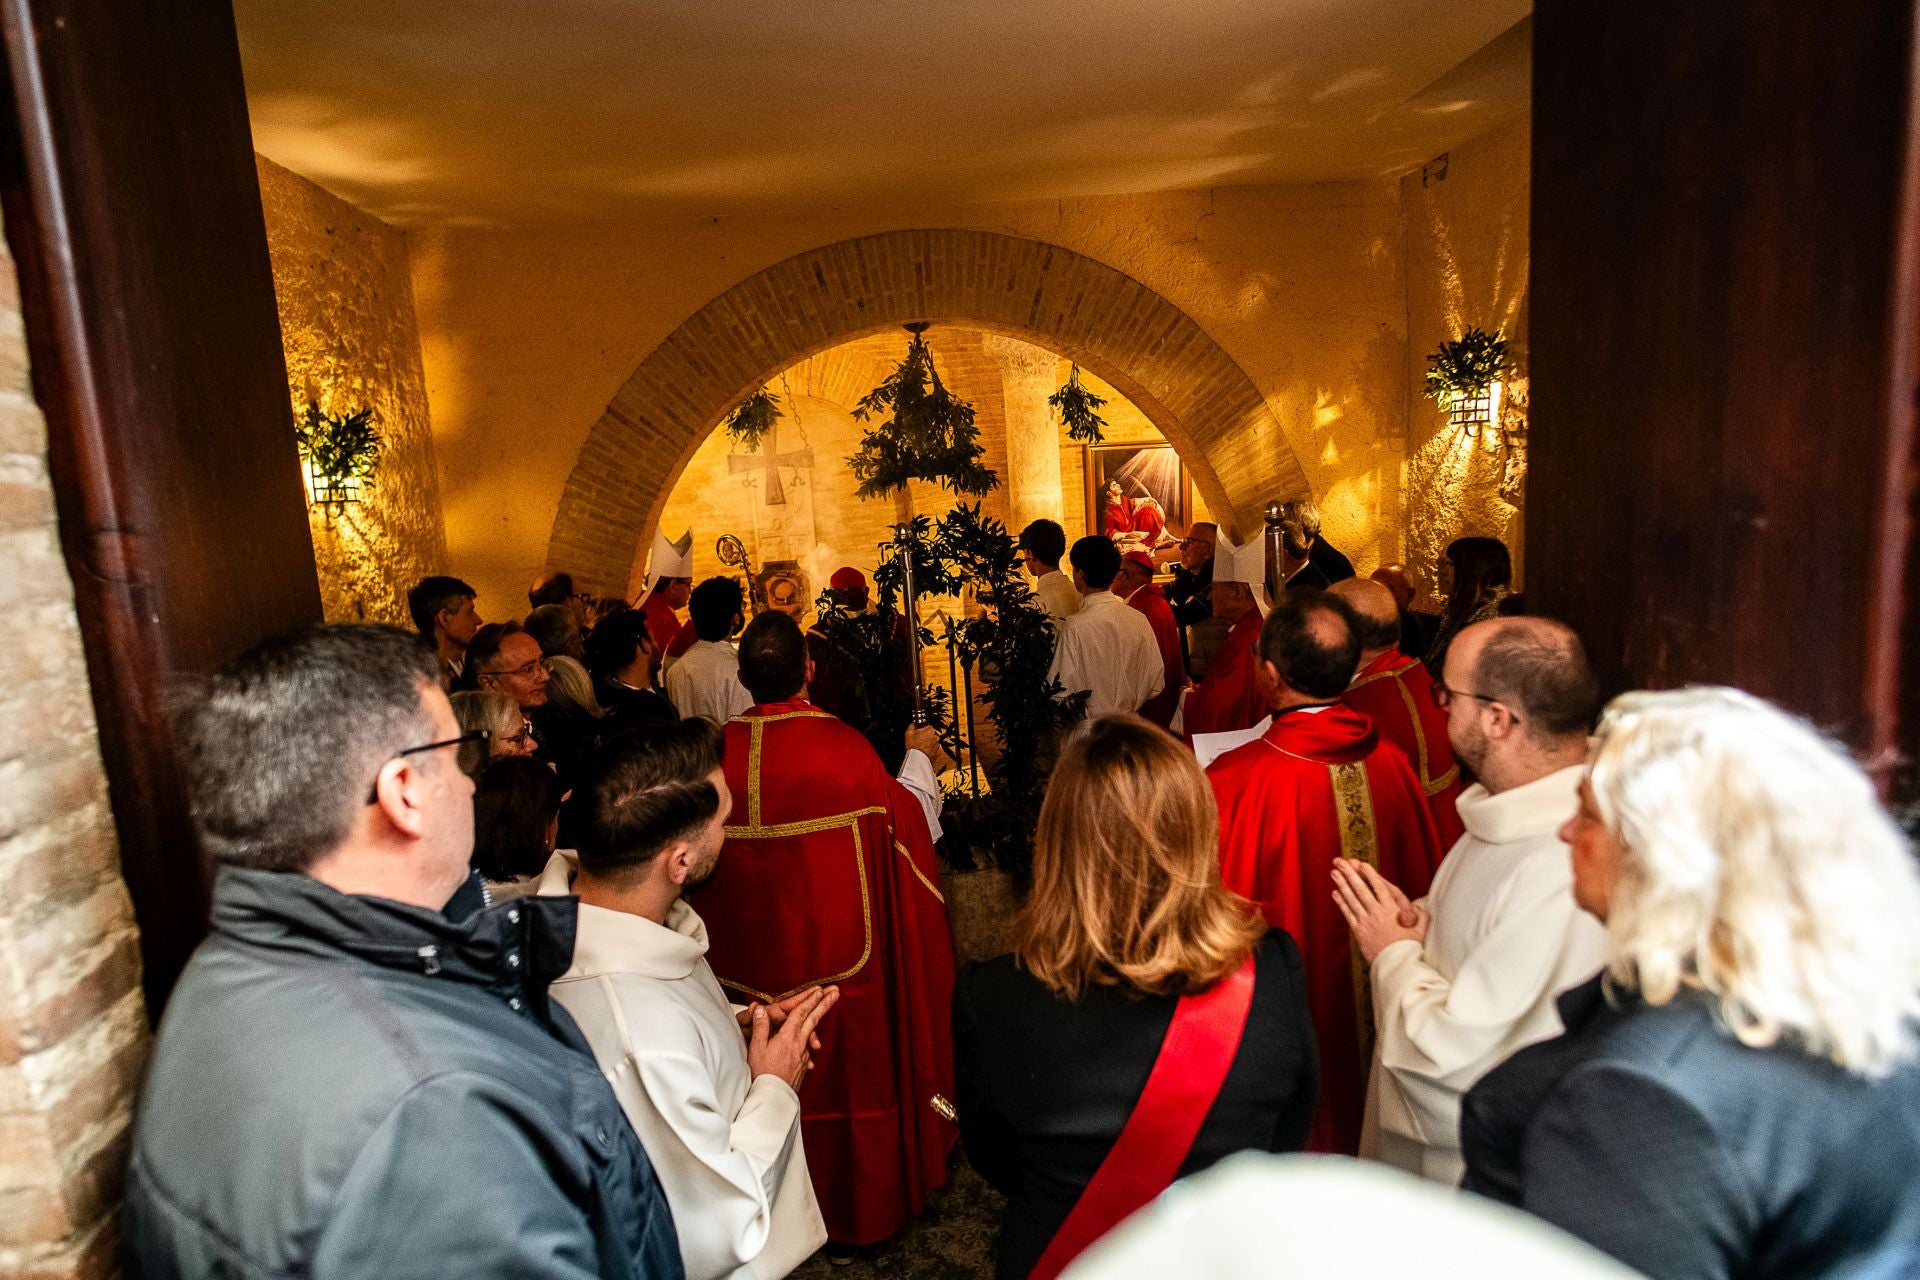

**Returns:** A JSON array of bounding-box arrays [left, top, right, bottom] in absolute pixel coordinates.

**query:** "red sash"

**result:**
[[1029, 954, 1258, 1280]]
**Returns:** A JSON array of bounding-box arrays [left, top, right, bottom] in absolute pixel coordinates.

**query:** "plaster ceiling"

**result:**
[[234, 0, 1531, 228]]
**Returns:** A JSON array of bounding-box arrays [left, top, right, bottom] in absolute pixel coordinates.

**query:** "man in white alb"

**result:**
[[1017, 518, 1081, 620], [542, 717, 837, 1280], [666, 577, 753, 725], [1331, 616, 1608, 1185], [1046, 535, 1165, 719]]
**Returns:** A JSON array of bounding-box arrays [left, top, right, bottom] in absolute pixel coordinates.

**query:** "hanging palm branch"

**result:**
[[721, 387, 783, 453], [1047, 363, 1108, 444], [848, 327, 998, 500]]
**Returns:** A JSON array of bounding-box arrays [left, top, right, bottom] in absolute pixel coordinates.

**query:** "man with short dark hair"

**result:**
[[1333, 616, 1605, 1184], [584, 608, 677, 728], [524, 602, 586, 662], [1207, 591, 1445, 1155], [126, 624, 680, 1279], [530, 569, 590, 626], [665, 577, 751, 725], [469, 621, 551, 713], [1046, 535, 1164, 719], [539, 721, 836, 1278], [407, 574, 481, 686], [1016, 518, 1079, 619], [695, 611, 957, 1250]]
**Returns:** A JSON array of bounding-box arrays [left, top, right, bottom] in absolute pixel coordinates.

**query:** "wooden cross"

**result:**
[[727, 420, 813, 505]]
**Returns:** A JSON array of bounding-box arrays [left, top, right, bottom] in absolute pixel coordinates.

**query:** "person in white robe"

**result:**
[[543, 719, 837, 1280], [667, 577, 753, 725], [1331, 616, 1607, 1185], [1017, 519, 1082, 620], [1047, 535, 1164, 718]]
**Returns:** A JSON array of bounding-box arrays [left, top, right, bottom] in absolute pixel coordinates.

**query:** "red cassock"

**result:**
[[1132, 500, 1166, 545], [697, 700, 957, 1245], [1342, 650, 1467, 849], [1206, 705, 1446, 1155], [1102, 495, 1135, 538], [1182, 608, 1267, 737], [1127, 582, 1184, 728], [639, 590, 683, 654]]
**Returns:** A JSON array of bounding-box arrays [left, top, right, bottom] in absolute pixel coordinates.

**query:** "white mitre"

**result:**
[[1214, 532, 1272, 616], [645, 528, 694, 595]]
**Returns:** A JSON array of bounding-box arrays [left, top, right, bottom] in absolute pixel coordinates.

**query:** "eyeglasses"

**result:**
[[482, 658, 544, 681], [569, 591, 592, 602], [366, 729, 489, 803], [1430, 681, 1520, 722], [506, 721, 536, 746]]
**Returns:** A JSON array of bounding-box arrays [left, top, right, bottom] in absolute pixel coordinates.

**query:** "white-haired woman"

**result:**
[[1460, 687, 1920, 1279]]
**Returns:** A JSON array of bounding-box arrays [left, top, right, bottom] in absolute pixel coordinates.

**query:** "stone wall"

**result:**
[[258, 156, 449, 625], [0, 217, 149, 1280], [1401, 114, 1531, 604]]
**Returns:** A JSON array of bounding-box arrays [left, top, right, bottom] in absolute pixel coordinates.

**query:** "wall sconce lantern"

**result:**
[[295, 400, 382, 513], [1424, 328, 1510, 439]]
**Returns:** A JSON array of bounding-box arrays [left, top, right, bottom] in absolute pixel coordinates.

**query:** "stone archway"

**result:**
[[546, 229, 1310, 593]]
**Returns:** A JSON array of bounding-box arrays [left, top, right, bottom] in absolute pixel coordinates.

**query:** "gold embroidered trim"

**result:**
[[1390, 676, 1437, 786], [746, 720, 764, 827], [1330, 760, 1381, 1067], [723, 806, 887, 839], [717, 824, 874, 1003], [895, 839, 945, 903]]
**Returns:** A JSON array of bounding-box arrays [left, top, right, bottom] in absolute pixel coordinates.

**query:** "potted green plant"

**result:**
[[1423, 328, 1510, 432], [294, 401, 381, 509]]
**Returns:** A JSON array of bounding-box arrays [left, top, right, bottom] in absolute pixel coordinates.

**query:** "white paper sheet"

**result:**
[[1191, 715, 1272, 768]]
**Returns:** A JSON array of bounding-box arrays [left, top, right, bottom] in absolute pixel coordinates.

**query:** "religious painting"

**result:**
[[1084, 442, 1190, 556], [756, 560, 811, 622]]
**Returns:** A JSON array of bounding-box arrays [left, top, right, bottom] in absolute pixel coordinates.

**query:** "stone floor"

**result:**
[[791, 1162, 1004, 1280]]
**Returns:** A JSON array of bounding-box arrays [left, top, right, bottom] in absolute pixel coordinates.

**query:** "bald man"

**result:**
[[1371, 563, 1439, 661], [1331, 616, 1606, 1184], [1330, 579, 1465, 847]]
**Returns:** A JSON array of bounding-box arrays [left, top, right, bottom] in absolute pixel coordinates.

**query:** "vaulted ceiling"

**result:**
[[234, 0, 1530, 227]]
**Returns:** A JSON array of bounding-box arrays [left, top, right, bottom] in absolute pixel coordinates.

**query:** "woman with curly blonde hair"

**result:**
[[953, 715, 1317, 1280], [1461, 686, 1920, 1278]]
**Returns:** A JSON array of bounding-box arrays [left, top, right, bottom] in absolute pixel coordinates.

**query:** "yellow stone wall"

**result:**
[[409, 180, 1407, 613], [257, 156, 449, 624], [1401, 114, 1531, 606]]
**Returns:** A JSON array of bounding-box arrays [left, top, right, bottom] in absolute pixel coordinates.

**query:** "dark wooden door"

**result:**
[[0, 0, 323, 1010], [1528, 1, 1920, 806]]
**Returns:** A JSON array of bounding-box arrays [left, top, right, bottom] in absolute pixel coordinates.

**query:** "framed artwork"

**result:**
[[1084, 442, 1190, 556]]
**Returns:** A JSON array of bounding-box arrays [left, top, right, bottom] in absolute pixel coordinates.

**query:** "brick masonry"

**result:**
[[546, 229, 1308, 597], [0, 219, 149, 1277]]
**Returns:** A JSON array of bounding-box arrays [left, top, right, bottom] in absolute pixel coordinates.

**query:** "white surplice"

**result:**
[[1032, 569, 1082, 619], [666, 639, 754, 725], [1362, 764, 1607, 1185], [540, 852, 826, 1280], [1046, 590, 1165, 718]]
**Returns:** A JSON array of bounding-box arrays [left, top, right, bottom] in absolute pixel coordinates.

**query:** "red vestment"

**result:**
[[1132, 499, 1166, 545], [698, 700, 957, 1244], [639, 591, 682, 653], [1207, 705, 1445, 1154], [1342, 650, 1466, 848], [1102, 496, 1134, 538], [1183, 608, 1266, 737], [1127, 582, 1183, 728]]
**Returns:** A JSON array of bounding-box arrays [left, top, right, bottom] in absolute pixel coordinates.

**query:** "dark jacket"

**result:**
[[126, 866, 683, 1280], [953, 931, 1317, 1280], [1167, 558, 1214, 629], [1461, 975, 1920, 1280], [1307, 537, 1355, 584]]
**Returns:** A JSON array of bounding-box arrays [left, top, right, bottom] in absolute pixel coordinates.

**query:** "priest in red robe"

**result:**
[[1330, 578, 1466, 847], [1115, 551, 1183, 729], [639, 528, 694, 652], [1182, 576, 1268, 737], [1207, 590, 1446, 1155], [695, 610, 956, 1246]]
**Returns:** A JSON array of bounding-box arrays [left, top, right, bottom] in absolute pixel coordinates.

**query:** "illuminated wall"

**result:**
[[1401, 114, 1531, 605], [257, 156, 449, 624]]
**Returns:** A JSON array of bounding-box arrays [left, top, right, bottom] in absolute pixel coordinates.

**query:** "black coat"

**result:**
[[1461, 975, 1920, 1280], [953, 931, 1317, 1280], [1308, 537, 1355, 584], [126, 867, 683, 1280], [1167, 559, 1214, 629]]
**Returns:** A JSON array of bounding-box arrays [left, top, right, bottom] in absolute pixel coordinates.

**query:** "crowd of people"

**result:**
[[121, 513, 1920, 1280]]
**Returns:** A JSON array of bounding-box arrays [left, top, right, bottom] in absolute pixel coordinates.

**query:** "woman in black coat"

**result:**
[[953, 715, 1318, 1280], [1460, 687, 1920, 1280]]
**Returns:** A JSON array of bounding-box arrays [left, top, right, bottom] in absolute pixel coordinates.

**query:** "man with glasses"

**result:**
[[530, 568, 592, 627], [126, 624, 681, 1279], [1329, 616, 1605, 1186], [1207, 590, 1445, 1156]]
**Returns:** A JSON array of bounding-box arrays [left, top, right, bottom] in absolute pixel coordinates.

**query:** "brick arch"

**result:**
[[546, 229, 1310, 592]]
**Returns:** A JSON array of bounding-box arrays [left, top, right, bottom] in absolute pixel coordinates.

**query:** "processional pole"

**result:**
[[891, 522, 927, 724], [1263, 500, 1288, 606]]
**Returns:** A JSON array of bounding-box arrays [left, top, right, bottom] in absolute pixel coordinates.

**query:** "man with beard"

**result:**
[[541, 719, 837, 1280]]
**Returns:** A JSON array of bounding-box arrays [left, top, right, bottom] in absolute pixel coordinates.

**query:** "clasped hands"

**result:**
[[737, 986, 840, 1092], [1330, 859, 1430, 963]]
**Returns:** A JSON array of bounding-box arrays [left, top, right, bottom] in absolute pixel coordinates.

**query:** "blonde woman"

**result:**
[[1461, 687, 1920, 1279], [953, 715, 1317, 1280]]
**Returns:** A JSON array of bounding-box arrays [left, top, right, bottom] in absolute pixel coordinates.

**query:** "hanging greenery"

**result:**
[[1423, 328, 1511, 403], [1047, 363, 1109, 444], [294, 401, 381, 505], [848, 328, 998, 500], [721, 387, 783, 453]]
